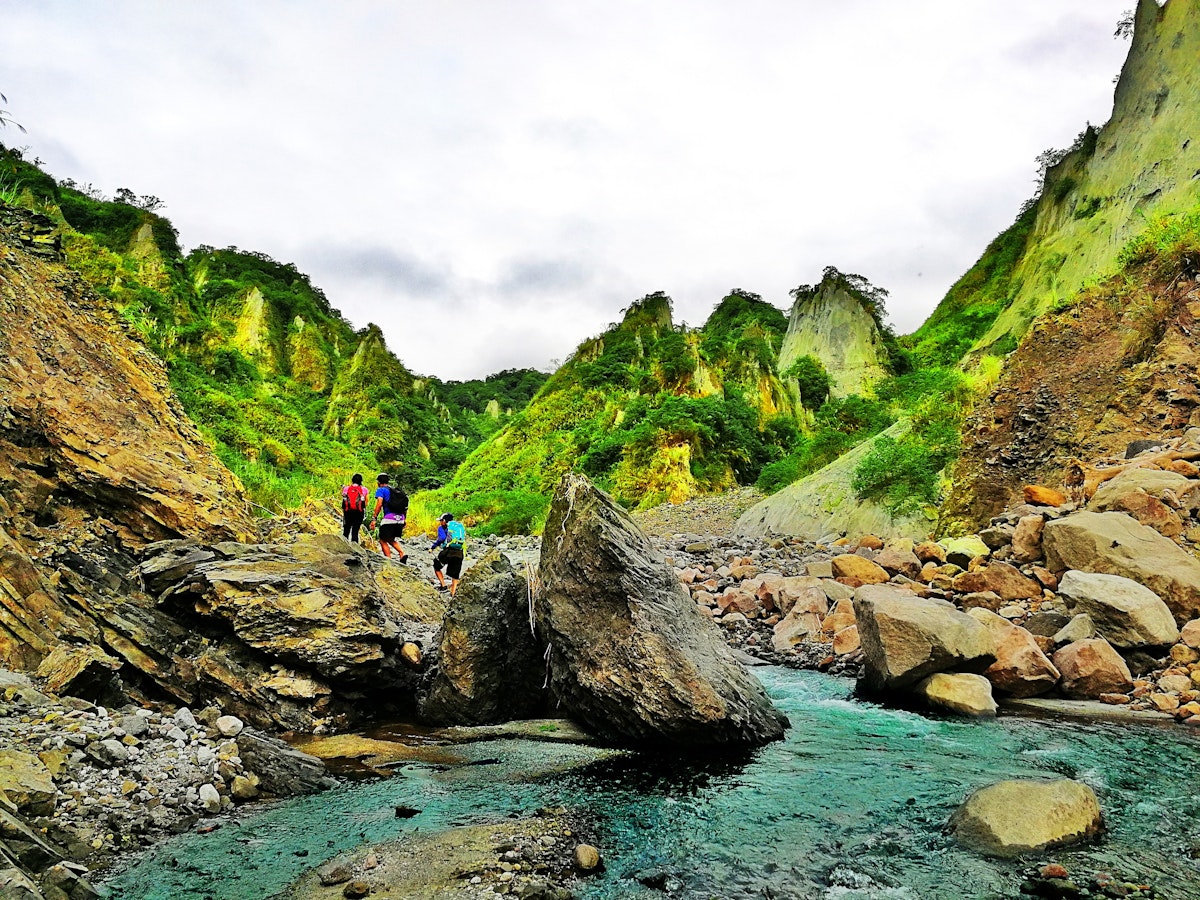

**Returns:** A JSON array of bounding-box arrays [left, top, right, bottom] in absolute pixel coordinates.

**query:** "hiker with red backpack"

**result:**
[[341, 473, 368, 543]]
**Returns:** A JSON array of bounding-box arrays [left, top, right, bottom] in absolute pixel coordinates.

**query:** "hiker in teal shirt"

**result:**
[[430, 512, 465, 595]]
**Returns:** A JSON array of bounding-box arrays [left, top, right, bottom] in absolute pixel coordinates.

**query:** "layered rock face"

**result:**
[[0, 210, 441, 731], [0, 205, 254, 548], [777, 275, 890, 400], [536, 475, 788, 747], [418, 551, 546, 725]]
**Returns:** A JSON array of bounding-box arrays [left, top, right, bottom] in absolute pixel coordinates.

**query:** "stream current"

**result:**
[[101, 668, 1200, 899]]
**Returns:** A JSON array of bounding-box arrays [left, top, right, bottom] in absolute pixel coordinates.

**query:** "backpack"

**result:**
[[446, 519, 466, 551], [384, 485, 409, 517], [342, 484, 367, 512]]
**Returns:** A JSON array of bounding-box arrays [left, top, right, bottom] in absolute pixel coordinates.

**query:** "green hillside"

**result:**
[[0, 147, 546, 509], [908, 0, 1200, 373]]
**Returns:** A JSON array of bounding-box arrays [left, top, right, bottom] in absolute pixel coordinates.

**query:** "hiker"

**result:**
[[341, 473, 369, 543], [368, 473, 409, 563], [429, 512, 466, 595]]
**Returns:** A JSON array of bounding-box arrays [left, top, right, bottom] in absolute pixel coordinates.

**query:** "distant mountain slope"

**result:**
[[427, 290, 802, 528], [908, 0, 1200, 370], [0, 153, 546, 508]]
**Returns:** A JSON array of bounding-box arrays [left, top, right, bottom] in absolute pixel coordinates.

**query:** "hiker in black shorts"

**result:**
[[368, 473, 409, 563], [429, 512, 465, 595], [341, 473, 368, 543]]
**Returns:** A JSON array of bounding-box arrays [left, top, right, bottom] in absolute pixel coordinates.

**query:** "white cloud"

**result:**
[[0, 0, 1131, 378]]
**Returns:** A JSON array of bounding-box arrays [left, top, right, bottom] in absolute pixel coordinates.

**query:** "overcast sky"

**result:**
[[0, 1, 1134, 380]]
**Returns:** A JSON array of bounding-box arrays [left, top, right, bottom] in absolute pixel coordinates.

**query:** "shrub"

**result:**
[[851, 435, 941, 516], [783, 355, 832, 408]]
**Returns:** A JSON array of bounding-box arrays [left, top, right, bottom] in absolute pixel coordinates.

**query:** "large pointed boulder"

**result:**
[[419, 551, 546, 726], [536, 474, 788, 748]]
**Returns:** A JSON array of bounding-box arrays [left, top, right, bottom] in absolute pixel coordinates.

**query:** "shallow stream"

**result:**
[[101, 669, 1200, 899]]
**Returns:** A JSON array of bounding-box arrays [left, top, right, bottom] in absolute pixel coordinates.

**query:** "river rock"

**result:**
[[822, 598, 856, 633], [967, 608, 1060, 698], [1010, 515, 1045, 563], [832, 625, 860, 655], [939, 536, 990, 569], [216, 715, 244, 737], [831, 555, 889, 585], [874, 544, 921, 579], [1053, 614, 1097, 645], [1056, 570, 1179, 649], [949, 779, 1102, 857], [198, 783, 221, 814], [916, 672, 997, 718], [853, 584, 996, 694], [951, 562, 1041, 602], [1043, 512, 1200, 624], [1090, 468, 1193, 512], [536, 475, 788, 747], [1023, 485, 1067, 507], [772, 611, 821, 652], [1052, 639, 1133, 699], [418, 550, 545, 725]]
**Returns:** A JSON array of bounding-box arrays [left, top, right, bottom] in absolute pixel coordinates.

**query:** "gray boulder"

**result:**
[[1090, 468, 1193, 511], [536, 475, 788, 748], [853, 585, 996, 694], [1043, 511, 1200, 623], [949, 779, 1102, 857], [419, 551, 546, 726], [1056, 570, 1179, 649]]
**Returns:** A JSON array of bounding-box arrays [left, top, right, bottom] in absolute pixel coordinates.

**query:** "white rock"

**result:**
[[216, 715, 244, 737], [174, 707, 197, 729], [198, 783, 221, 814]]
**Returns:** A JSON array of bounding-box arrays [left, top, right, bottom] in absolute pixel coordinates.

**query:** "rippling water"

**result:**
[[101, 669, 1200, 899]]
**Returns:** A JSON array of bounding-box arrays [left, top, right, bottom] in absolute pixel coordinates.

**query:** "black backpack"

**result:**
[[384, 486, 408, 516]]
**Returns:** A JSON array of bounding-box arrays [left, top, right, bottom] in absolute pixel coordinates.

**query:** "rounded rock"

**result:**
[[215, 715, 244, 737], [573, 843, 601, 871]]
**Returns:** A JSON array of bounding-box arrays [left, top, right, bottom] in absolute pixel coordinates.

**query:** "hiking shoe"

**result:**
[[396, 556, 409, 565], [435, 584, 449, 592]]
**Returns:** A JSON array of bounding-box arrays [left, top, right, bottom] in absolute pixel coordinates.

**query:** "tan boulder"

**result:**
[[821, 598, 856, 633], [915, 541, 947, 564], [1052, 639, 1133, 699], [949, 779, 1102, 857], [831, 555, 890, 585], [1043, 512, 1200, 624], [1056, 570, 1179, 649], [1023, 485, 1068, 507], [916, 672, 997, 718], [772, 611, 822, 652], [716, 588, 759, 616], [858, 535, 885, 551], [1090, 468, 1193, 511], [853, 584, 996, 693], [952, 563, 1041, 602], [1011, 515, 1045, 563], [832, 625, 860, 655], [967, 608, 1060, 698], [1114, 492, 1184, 537], [874, 545, 922, 579], [1181, 619, 1200, 648]]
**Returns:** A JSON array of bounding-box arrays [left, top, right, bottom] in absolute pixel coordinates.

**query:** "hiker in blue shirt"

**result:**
[[367, 473, 409, 563], [429, 512, 466, 595]]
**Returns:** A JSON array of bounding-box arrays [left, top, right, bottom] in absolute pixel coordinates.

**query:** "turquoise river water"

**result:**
[[101, 669, 1200, 899]]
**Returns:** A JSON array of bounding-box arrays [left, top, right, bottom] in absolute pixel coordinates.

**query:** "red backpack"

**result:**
[[342, 484, 367, 512]]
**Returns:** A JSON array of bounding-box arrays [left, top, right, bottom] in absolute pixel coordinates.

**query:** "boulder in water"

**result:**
[[853, 585, 996, 693], [536, 475, 788, 748], [419, 550, 546, 725], [949, 779, 1103, 857], [915, 672, 997, 718]]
